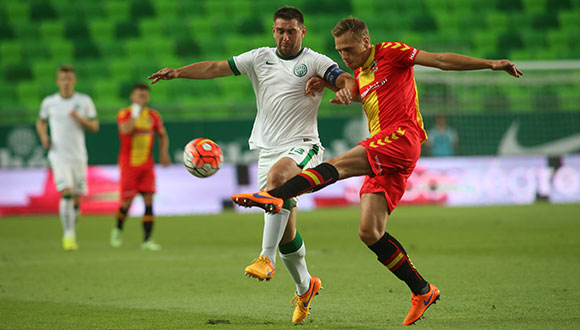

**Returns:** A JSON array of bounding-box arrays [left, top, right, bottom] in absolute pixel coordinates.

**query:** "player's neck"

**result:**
[[60, 90, 74, 98]]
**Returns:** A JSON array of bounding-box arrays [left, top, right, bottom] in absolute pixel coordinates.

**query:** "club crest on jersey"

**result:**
[[294, 64, 308, 77], [370, 61, 378, 74]]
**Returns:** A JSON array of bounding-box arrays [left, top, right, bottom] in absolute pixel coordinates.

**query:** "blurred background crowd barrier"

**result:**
[[1, 0, 578, 214]]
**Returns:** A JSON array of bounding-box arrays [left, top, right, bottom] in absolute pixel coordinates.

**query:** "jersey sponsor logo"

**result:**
[[293, 63, 308, 77], [498, 121, 580, 156], [360, 77, 388, 99]]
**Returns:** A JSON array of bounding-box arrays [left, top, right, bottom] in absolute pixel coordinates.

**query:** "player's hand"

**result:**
[[69, 109, 82, 121], [491, 60, 523, 78], [305, 76, 326, 96], [148, 68, 179, 84], [330, 87, 354, 106], [160, 153, 171, 167]]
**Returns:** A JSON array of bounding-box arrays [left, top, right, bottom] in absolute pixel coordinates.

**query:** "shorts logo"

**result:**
[[369, 127, 406, 148], [374, 155, 383, 175], [294, 64, 308, 77]]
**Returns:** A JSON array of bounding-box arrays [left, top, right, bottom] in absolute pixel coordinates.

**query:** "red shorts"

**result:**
[[358, 126, 421, 214], [119, 164, 156, 201]]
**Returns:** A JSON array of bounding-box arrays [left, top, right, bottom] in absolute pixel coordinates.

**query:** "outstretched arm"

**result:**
[[148, 60, 235, 84], [305, 73, 360, 105], [414, 51, 523, 77]]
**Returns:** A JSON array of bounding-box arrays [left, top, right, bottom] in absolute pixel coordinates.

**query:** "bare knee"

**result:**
[[359, 227, 382, 246]]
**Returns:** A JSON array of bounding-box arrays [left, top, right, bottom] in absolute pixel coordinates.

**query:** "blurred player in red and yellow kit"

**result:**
[[232, 17, 522, 326], [110, 83, 171, 251]]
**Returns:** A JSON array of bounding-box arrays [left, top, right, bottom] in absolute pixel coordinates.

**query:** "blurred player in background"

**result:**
[[35, 64, 99, 251], [233, 16, 522, 326], [149, 6, 355, 323], [426, 114, 458, 157], [110, 83, 171, 251]]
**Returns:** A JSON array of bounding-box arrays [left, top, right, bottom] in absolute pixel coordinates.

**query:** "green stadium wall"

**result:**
[[1, 112, 579, 168]]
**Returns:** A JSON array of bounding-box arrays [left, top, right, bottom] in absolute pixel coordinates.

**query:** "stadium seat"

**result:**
[[40, 20, 65, 41], [4, 2, 29, 25], [108, 58, 135, 82], [47, 39, 74, 62], [0, 85, 18, 115], [486, 11, 509, 33], [163, 19, 192, 41], [32, 60, 59, 81], [104, 0, 131, 22], [0, 40, 22, 63], [29, 1, 57, 21], [124, 38, 150, 60], [115, 20, 139, 40], [138, 17, 164, 39], [130, 0, 154, 20], [12, 21, 37, 40], [17, 80, 42, 110], [521, 0, 547, 14], [89, 19, 116, 42], [74, 40, 101, 60], [559, 10, 580, 31], [95, 39, 125, 59], [351, 0, 376, 18], [151, 1, 179, 19], [93, 79, 124, 112], [75, 59, 107, 82], [64, 20, 90, 41]]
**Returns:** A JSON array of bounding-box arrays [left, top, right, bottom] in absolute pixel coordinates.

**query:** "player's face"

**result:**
[[272, 18, 305, 58], [334, 32, 372, 70], [56, 72, 76, 97], [130, 88, 150, 106]]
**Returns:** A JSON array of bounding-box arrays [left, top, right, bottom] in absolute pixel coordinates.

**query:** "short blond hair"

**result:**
[[332, 17, 369, 41]]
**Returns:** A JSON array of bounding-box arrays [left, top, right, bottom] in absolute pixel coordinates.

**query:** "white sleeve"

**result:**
[[313, 53, 338, 78], [84, 96, 97, 119], [230, 48, 260, 76], [39, 97, 49, 120]]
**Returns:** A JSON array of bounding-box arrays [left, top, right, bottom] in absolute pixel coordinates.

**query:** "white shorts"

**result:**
[[49, 157, 88, 195], [257, 142, 324, 205]]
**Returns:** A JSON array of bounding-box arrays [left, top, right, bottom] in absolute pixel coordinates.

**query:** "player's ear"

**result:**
[[362, 36, 371, 49]]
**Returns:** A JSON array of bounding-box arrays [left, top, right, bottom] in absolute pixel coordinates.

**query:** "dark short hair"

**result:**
[[332, 17, 369, 41], [273, 6, 304, 25], [57, 64, 75, 74], [132, 83, 150, 92]]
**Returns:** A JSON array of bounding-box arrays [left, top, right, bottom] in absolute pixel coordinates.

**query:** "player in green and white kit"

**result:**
[[149, 6, 355, 323], [36, 65, 99, 251]]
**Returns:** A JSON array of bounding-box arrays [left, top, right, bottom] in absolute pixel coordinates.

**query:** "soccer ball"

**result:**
[[183, 138, 223, 178]]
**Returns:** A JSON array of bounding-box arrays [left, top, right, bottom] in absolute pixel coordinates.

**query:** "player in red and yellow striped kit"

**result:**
[[110, 83, 171, 251], [232, 17, 522, 325]]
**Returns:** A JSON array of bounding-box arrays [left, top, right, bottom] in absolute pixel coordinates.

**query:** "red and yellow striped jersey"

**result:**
[[355, 42, 427, 143], [117, 107, 164, 167]]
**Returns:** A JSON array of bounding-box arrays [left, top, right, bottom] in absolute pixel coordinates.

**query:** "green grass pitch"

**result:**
[[1, 203, 579, 329]]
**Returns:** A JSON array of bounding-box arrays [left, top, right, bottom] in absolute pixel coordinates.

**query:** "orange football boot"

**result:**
[[402, 283, 440, 326], [231, 190, 283, 213], [291, 276, 322, 323], [244, 255, 275, 281]]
